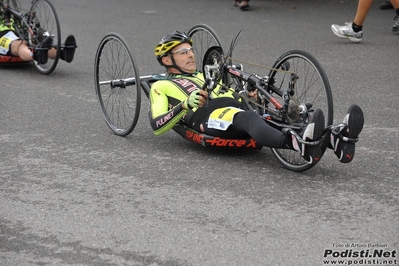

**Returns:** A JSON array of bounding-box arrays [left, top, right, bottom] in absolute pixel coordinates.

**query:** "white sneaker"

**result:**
[[392, 15, 399, 33], [331, 22, 363, 43]]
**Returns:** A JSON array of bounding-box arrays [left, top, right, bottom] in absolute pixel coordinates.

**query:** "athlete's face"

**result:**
[[163, 43, 196, 74]]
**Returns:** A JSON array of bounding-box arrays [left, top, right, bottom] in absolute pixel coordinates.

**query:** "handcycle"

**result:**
[[0, 0, 70, 74], [94, 24, 340, 172]]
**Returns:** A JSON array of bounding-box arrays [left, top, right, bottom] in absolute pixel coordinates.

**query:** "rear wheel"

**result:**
[[94, 33, 141, 137], [29, 0, 61, 75], [268, 50, 333, 172]]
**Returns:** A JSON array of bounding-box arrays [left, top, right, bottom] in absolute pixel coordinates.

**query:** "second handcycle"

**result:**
[[0, 0, 74, 74]]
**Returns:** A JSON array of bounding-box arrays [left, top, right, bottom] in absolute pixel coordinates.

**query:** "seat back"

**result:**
[[0, 54, 25, 63]]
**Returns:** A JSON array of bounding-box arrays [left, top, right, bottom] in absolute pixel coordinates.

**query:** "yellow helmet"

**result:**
[[155, 31, 192, 65]]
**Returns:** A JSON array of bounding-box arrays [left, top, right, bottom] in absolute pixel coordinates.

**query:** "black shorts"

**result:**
[[188, 97, 288, 148], [0, 30, 20, 56]]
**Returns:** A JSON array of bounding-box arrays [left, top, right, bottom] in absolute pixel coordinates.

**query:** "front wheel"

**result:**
[[268, 50, 333, 172], [29, 0, 61, 75], [94, 33, 141, 137]]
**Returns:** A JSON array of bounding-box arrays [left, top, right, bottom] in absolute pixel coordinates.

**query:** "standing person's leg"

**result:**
[[390, 0, 399, 6], [331, 0, 373, 42], [390, 0, 399, 8], [353, 0, 374, 26], [390, 0, 399, 32]]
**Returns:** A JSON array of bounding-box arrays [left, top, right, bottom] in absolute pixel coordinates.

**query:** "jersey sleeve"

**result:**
[[148, 81, 188, 135]]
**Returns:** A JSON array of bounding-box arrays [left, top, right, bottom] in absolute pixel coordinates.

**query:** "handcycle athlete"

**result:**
[[149, 31, 365, 165], [0, 0, 76, 66]]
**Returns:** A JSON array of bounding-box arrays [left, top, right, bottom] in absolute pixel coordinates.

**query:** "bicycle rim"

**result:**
[[187, 24, 223, 73], [29, 0, 61, 75], [268, 50, 333, 172], [94, 32, 141, 137]]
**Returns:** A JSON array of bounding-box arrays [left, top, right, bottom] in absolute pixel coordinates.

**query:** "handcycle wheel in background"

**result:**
[[187, 24, 223, 72], [94, 32, 141, 137], [268, 50, 333, 172], [29, 0, 61, 75], [8, 0, 21, 11]]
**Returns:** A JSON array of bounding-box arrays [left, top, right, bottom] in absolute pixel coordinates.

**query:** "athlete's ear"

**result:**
[[162, 55, 172, 66]]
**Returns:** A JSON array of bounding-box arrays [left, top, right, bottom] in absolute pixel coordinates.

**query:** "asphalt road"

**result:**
[[1, 0, 398, 265]]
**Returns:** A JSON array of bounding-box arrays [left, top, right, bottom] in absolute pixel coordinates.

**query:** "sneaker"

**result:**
[[33, 36, 52, 64], [233, 1, 239, 7], [331, 22, 363, 43], [392, 15, 399, 33], [330, 104, 364, 163], [380, 0, 394, 10], [291, 108, 325, 164], [60, 35, 76, 63]]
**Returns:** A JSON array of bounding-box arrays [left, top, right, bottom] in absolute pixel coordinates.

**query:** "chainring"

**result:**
[[202, 46, 224, 85]]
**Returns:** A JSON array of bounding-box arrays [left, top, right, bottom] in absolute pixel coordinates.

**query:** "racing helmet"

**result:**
[[154, 31, 192, 65]]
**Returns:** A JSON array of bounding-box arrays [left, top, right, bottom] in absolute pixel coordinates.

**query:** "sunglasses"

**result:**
[[171, 47, 194, 55]]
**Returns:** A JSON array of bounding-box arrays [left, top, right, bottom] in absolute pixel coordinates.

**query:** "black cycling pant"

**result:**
[[193, 109, 290, 149]]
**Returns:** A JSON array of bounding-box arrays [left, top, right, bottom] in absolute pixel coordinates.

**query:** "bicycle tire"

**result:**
[[29, 0, 61, 75], [94, 32, 141, 137], [268, 50, 333, 172], [9, 0, 21, 11], [187, 24, 223, 74]]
